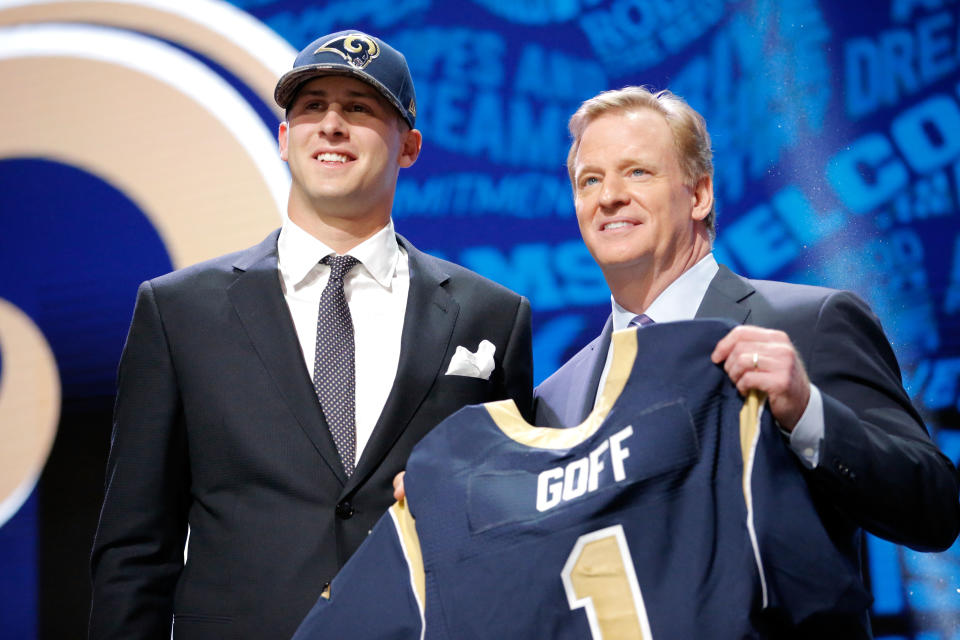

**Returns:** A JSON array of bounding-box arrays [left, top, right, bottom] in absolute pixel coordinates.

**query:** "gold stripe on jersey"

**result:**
[[740, 389, 769, 607], [389, 500, 426, 613], [487, 328, 639, 449], [739, 389, 764, 505]]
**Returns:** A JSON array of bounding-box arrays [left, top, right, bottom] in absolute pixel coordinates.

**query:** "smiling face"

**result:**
[[278, 75, 421, 241], [573, 108, 712, 290]]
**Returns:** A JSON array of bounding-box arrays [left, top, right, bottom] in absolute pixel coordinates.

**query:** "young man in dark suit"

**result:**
[[89, 30, 532, 639], [534, 85, 959, 638]]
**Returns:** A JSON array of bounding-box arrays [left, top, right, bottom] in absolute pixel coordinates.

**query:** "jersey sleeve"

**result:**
[[746, 392, 871, 625], [291, 500, 425, 640]]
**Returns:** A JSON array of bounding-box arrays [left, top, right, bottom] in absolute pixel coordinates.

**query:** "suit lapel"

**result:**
[[570, 316, 613, 424], [228, 230, 347, 485], [695, 264, 754, 324], [346, 236, 457, 493]]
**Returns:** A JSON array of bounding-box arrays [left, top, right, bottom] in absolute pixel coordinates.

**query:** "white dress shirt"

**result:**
[[278, 218, 409, 464], [594, 253, 824, 468]]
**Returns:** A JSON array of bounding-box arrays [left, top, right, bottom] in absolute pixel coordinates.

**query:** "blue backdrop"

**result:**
[[0, 0, 958, 637]]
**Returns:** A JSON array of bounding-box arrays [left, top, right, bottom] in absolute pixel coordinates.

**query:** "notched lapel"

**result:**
[[228, 232, 348, 485], [573, 317, 613, 425], [347, 240, 458, 492], [695, 264, 754, 325]]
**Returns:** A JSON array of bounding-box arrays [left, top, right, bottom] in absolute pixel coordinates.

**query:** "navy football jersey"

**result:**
[[293, 320, 866, 640]]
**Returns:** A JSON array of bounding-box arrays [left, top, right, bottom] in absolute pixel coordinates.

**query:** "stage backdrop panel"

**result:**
[[0, 1, 957, 638]]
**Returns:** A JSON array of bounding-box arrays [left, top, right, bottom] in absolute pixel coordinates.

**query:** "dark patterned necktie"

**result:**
[[313, 254, 360, 477], [630, 314, 655, 328]]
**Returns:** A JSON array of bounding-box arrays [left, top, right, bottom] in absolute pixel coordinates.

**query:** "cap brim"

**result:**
[[273, 63, 412, 127]]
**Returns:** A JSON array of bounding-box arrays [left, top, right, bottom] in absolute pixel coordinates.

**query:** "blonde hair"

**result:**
[[567, 86, 715, 238]]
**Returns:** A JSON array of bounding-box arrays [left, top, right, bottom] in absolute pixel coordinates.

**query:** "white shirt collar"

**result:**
[[278, 217, 401, 288], [611, 253, 719, 330]]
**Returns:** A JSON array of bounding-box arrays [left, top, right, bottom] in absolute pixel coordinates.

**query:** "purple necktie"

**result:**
[[314, 254, 360, 477], [630, 314, 655, 328]]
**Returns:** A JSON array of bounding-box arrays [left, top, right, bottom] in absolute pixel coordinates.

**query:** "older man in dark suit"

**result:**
[[534, 85, 959, 638], [89, 30, 532, 639]]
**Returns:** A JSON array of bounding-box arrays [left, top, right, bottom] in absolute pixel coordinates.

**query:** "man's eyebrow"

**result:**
[[574, 162, 601, 180], [345, 88, 380, 100], [295, 87, 377, 97], [298, 87, 379, 99]]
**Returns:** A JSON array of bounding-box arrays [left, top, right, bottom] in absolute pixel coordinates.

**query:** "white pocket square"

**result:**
[[445, 339, 496, 380]]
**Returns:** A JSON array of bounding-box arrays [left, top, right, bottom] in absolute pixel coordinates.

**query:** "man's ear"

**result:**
[[690, 174, 713, 222], [398, 128, 422, 168], [278, 121, 289, 162]]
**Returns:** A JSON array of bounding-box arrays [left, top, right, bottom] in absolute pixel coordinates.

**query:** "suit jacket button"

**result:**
[[336, 501, 354, 519]]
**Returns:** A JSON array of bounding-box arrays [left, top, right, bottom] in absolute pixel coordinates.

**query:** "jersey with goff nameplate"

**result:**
[[292, 319, 867, 640]]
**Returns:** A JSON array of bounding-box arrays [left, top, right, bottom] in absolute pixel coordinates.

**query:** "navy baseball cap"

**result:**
[[274, 30, 417, 129]]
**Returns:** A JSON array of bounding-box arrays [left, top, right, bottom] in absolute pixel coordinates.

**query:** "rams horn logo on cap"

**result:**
[[315, 33, 380, 69]]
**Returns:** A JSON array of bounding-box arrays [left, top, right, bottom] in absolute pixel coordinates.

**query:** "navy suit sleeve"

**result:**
[[89, 281, 190, 638], [500, 296, 534, 422], [806, 290, 959, 551]]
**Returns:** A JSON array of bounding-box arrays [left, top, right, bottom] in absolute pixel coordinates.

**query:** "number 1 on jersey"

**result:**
[[561, 525, 653, 640]]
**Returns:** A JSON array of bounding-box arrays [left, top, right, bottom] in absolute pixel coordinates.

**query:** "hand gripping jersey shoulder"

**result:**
[[292, 320, 867, 640]]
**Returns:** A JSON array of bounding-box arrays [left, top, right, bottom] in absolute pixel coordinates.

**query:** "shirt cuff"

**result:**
[[787, 384, 824, 469]]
